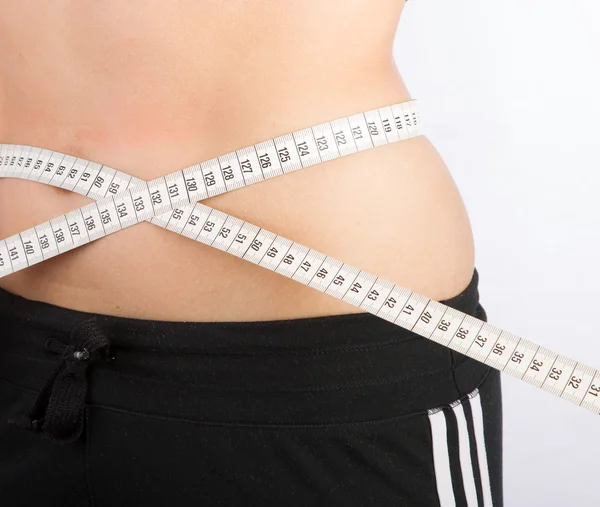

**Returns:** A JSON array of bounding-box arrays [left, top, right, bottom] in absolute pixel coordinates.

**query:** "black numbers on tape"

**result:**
[[438, 319, 451, 332], [204, 172, 216, 186], [45, 162, 55, 173], [367, 289, 379, 301], [203, 221, 215, 233], [235, 234, 247, 244], [352, 126, 363, 140], [150, 190, 163, 205], [475, 335, 487, 348], [395, 116, 403, 131], [588, 384, 600, 397], [278, 148, 291, 164], [259, 154, 271, 169], [530, 359, 543, 372], [492, 343, 506, 356], [569, 376, 582, 390], [84, 216, 96, 231], [297, 141, 310, 157], [39, 235, 50, 249], [421, 311, 433, 324], [69, 222, 80, 236], [80, 172, 91, 183], [384, 297, 397, 308], [382, 118, 392, 134], [316, 136, 329, 151], [185, 178, 198, 193], [54, 229, 66, 243], [221, 165, 235, 181], [403, 304, 414, 315], [9, 247, 19, 261], [333, 275, 345, 286], [283, 254, 294, 265], [300, 261, 311, 272], [23, 241, 35, 256], [219, 228, 231, 239], [172, 209, 184, 220], [116, 203, 128, 219], [549, 367, 563, 381], [316, 268, 328, 279], [240, 160, 253, 174], [100, 210, 111, 225], [250, 239, 262, 252], [133, 197, 145, 212], [94, 176, 104, 188], [456, 327, 469, 340], [266, 247, 278, 258], [188, 214, 200, 227], [511, 351, 525, 364], [168, 183, 180, 198], [350, 282, 362, 293], [367, 122, 378, 137], [334, 131, 347, 145]]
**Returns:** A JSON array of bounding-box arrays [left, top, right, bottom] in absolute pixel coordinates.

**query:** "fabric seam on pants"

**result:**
[[81, 369, 493, 431], [0, 367, 492, 430]]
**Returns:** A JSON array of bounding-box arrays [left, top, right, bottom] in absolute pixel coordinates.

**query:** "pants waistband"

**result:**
[[0, 269, 491, 443]]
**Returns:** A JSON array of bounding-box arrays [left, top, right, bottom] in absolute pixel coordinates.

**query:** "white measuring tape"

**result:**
[[1, 99, 599, 415], [0, 100, 421, 271]]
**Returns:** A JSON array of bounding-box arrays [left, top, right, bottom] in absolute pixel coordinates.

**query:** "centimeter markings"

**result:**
[[1, 106, 599, 415], [0, 100, 420, 275]]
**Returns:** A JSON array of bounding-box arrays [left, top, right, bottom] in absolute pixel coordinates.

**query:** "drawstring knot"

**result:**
[[8, 317, 113, 444]]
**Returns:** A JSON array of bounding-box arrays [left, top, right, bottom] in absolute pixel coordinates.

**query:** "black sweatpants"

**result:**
[[0, 270, 502, 506]]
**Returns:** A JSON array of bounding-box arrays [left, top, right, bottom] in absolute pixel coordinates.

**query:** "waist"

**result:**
[[0, 73, 475, 321]]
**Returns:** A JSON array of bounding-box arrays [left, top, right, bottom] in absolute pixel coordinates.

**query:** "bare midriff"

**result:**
[[0, 0, 475, 322]]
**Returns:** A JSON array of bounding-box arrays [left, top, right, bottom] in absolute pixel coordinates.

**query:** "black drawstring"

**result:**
[[8, 317, 113, 444]]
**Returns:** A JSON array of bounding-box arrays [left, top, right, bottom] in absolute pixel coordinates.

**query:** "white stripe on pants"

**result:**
[[428, 389, 494, 507]]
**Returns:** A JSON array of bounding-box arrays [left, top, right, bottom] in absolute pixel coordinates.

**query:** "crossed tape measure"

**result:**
[[1, 99, 600, 415]]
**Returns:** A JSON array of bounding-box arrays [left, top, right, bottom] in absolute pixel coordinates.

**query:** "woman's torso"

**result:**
[[0, 0, 475, 321]]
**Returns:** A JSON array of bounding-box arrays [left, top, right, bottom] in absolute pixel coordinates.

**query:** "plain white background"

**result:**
[[395, 1, 600, 505]]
